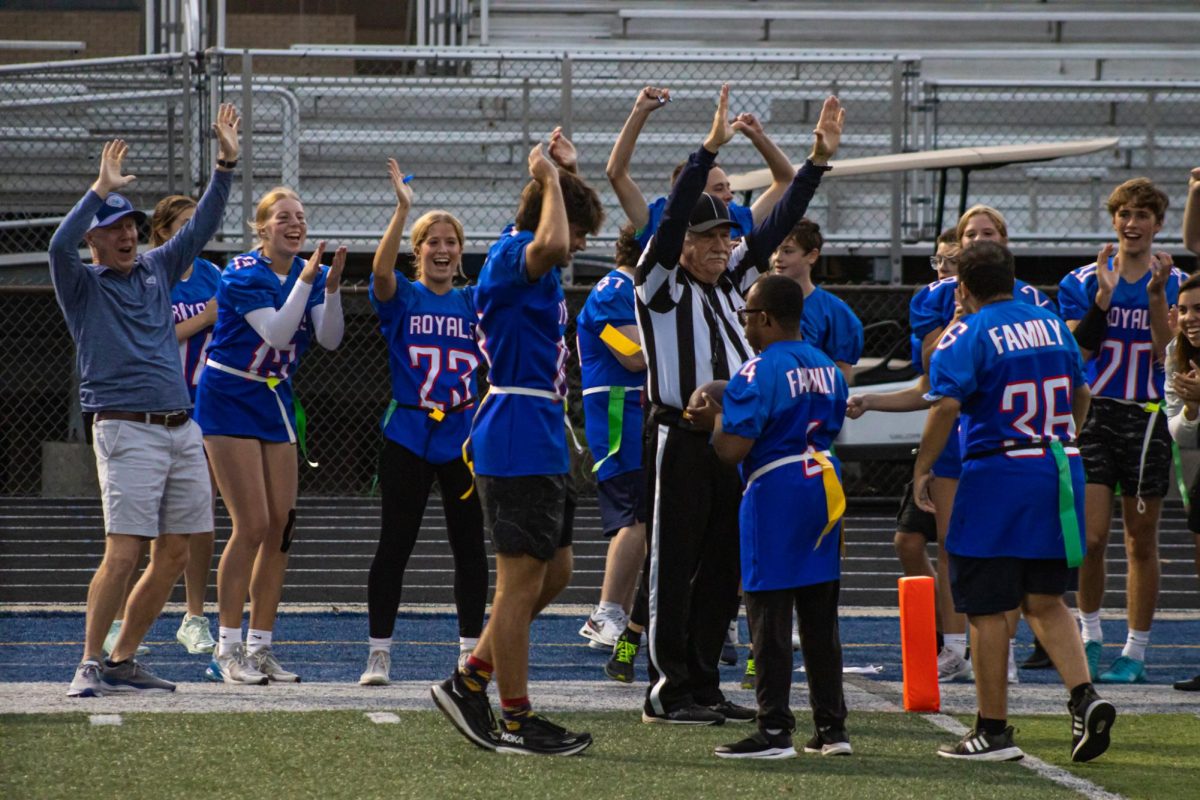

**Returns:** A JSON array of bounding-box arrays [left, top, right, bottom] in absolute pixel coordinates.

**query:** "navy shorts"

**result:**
[[949, 553, 1077, 616], [895, 480, 937, 542], [476, 474, 574, 562], [597, 468, 646, 538]]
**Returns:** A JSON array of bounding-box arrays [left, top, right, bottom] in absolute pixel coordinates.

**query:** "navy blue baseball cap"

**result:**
[[88, 193, 147, 231], [688, 192, 733, 234]]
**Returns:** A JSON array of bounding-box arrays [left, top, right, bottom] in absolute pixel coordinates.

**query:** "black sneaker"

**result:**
[[715, 730, 796, 760], [706, 700, 756, 723], [1068, 687, 1116, 763], [1020, 637, 1053, 670], [937, 726, 1024, 761], [495, 714, 592, 756], [642, 703, 726, 726], [1174, 673, 1200, 691], [803, 726, 853, 756], [430, 672, 498, 751], [604, 633, 638, 684]]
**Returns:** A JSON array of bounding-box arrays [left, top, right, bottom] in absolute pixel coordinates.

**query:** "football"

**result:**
[[687, 379, 728, 410]]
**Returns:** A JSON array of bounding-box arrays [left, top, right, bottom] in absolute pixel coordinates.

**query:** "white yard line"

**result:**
[[88, 713, 121, 726], [364, 711, 400, 724]]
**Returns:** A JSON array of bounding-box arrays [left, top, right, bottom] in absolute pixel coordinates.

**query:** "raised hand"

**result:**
[[326, 245, 348, 293], [1094, 243, 1117, 304], [547, 126, 578, 173], [387, 158, 413, 208], [633, 85, 671, 115], [703, 83, 735, 153], [528, 142, 557, 184], [731, 112, 765, 140], [300, 240, 327, 285], [92, 139, 136, 196], [809, 95, 845, 165], [1148, 250, 1174, 296], [212, 103, 241, 164]]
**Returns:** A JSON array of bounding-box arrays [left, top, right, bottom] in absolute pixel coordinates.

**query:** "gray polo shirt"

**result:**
[[49, 169, 233, 412]]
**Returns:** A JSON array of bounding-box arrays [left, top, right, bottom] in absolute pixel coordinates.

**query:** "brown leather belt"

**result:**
[[94, 410, 190, 427]]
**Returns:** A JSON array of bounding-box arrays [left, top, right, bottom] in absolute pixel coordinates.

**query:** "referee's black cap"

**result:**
[[688, 193, 734, 234]]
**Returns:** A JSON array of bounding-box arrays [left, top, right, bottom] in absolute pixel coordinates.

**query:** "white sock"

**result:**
[[459, 636, 478, 654], [597, 600, 624, 618], [1079, 610, 1103, 643], [1008, 638, 1017, 670], [218, 626, 241, 656], [369, 636, 391, 654], [944, 633, 967, 658], [246, 628, 272, 654], [1122, 629, 1150, 662]]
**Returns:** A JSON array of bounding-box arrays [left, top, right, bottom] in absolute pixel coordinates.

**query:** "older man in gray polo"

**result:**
[[51, 105, 240, 697]]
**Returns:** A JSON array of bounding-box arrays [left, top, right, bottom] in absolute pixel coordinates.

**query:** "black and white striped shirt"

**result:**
[[635, 147, 830, 417]]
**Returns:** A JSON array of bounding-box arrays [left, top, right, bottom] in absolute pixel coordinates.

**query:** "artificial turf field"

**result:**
[[2, 609, 1198, 799]]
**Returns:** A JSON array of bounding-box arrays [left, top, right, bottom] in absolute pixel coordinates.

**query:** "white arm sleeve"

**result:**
[[312, 290, 344, 350], [245, 279, 313, 349]]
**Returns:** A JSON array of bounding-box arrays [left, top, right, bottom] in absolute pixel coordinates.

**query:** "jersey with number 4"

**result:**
[[1057, 259, 1182, 402], [371, 274, 480, 465], [170, 257, 222, 402]]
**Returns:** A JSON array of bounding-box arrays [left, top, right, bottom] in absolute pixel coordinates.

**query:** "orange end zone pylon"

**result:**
[[898, 575, 940, 712]]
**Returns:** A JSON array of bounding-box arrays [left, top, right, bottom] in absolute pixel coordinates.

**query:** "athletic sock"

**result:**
[[500, 696, 532, 726], [597, 600, 623, 618], [944, 633, 967, 658], [1079, 610, 1103, 643], [623, 627, 642, 645], [459, 655, 492, 692], [977, 715, 1007, 736], [218, 626, 241, 657], [1122, 629, 1150, 662], [1008, 638, 1018, 672], [1069, 682, 1094, 706], [458, 636, 479, 654], [246, 628, 272, 655], [936, 631, 945, 652], [368, 636, 392, 654]]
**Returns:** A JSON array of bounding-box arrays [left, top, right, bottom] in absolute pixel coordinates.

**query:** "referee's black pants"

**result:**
[[746, 579, 847, 734], [643, 422, 741, 715]]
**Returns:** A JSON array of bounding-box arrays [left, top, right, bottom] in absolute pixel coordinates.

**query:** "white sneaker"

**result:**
[[176, 614, 216, 654], [937, 649, 974, 683], [206, 646, 268, 685], [792, 618, 801, 651], [67, 660, 104, 698], [248, 646, 301, 683], [102, 620, 149, 657], [579, 609, 625, 650], [359, 649, 391, 686]]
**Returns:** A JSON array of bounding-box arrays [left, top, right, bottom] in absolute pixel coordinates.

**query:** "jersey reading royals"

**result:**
[[1057, 259, 1183, 401], [370, 274, 480, 465], [195, 250, 328, 440], [471, 225, 571, 477], [577, 269, 645, 481], [722, 340, 848, 591], [636, 196, 754, 250], [928, 299, 1087, 559], [170, 257, 222, 402], [801, 286, 864, 367], [909, 275, 1056, 478]]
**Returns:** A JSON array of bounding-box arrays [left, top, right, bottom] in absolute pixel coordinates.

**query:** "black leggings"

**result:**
[[368, 439, 487, 639]]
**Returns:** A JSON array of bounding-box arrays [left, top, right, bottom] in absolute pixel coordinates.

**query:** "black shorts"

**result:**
[[1189, 468, 1200, 533], [476, 474, 573, 561], [895, 480, 937, 542], [1078, 398, 1171, 497], [597, 469, 646, 538], [949, 553, 1078, 616]]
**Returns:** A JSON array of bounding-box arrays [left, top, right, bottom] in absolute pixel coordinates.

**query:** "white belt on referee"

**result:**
[[205, 358, 296, 446], [485, 384, 583, 453]]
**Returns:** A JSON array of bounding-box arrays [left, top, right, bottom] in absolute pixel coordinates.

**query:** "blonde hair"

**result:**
[[250, 187, 303, 249], [956, 204, 1009, 244], [149, 195, 197, 247], [410, 210, 465, 278]]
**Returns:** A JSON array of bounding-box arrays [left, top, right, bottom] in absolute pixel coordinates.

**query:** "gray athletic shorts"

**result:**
[[93, 418, 213, 537]]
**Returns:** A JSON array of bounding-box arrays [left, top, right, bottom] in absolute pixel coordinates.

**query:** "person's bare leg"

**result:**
[[113, 539, 149, 621], [1121, 495, 1161, 634], [1077, 484, 1114, 614], [969, 613, 1010, 721], [487, 553, 549, 701], [83, 534, 143, 661], [894, 531, 936, 578], [599, 523, 645, 614], [110, 534, 190, 661], [932, 477, 965, 637], [183, 532, 214, 617], [248, 441, 298, 632], [205, 436, 271, 630], [533, 546, 573, 620], [1022, 594, 1089, 689]]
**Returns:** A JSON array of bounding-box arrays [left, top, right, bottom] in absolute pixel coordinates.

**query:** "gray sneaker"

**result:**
[[206, 646, 269, 685], [99, 658, 176, 694], [359, 650, 391, 686], [67, 660, 104, 698], [249, 646, 301, 683]]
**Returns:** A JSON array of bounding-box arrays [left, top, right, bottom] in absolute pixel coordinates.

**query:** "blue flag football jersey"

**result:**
[[909, 276, 1056, 478], [636, 195, 755, 250], [722, 340, 848, 591], [928, 299, 1087, 559], [576, 269, 645, 481], [170, 257, 222, 402], [471, 226, 571, 477], [370, 274, 481, 465], [195, 251, 328, 440], [1057, 259, 1183, 401], [801, 286, 864, 366]]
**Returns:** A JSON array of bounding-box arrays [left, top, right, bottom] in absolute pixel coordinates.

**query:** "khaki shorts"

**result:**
[[93, 418, 212, 537]]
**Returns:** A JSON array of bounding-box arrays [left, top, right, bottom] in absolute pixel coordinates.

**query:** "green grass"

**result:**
[[2, 710, 1192, 800]]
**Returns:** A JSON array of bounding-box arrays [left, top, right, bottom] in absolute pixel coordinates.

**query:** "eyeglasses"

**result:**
[[930, 255, 959, 270], [736, 307, 765, 324]]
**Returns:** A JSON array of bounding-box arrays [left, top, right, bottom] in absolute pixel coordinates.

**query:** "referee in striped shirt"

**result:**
[[636, 85, 845, 725]]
